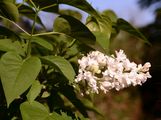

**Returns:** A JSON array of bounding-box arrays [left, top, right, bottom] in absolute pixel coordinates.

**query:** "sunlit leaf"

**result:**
[[0, 52, 41, 106], [27, 80, 42, 102], [0, 1, 19, 22], [41, 56, 75, 83], [102, 10, 117, 23], [20, 101, 72, 120], [20, 101, 49, 120], [0, 0, 14, 3], [53, 17, 71, 34], [31, 37, 53, 51], [0, 39, 25, 55], [92, 31, 109, 52], [59, 9, 82, 20], [86, 16, 112, 52]]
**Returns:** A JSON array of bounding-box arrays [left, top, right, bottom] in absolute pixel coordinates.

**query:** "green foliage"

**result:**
[[20, 101, 72, 120], [41, 56, 75, 83], [0, 1, 19, 22], [116, 18, 150, 44], [0, 52, 41, 106], [0, 39, 24, 55], [0, 0, 150, 119], [18, 5, 45, 28], [86, 15, 112, 53], [0, 26, 20, 40], [27, 80, 42, 102], [31, 37, 53, 51], [58, 0, 99, 18], [54, 15, 96, 47], [27, 0, 58, 12]]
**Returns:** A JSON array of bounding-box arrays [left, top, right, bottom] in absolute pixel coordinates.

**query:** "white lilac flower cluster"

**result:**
[[75, 50, 151, 94]]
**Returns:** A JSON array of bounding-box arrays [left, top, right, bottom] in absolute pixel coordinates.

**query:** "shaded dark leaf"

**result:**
[[27, 0, 58, 12], [0, 26, 20, 40], [58, 0, 100, 18], [116, 18, 150, 44], [18, 5, 45, 28], [59, 85, 88, 118], [54, 15, 96, 46]]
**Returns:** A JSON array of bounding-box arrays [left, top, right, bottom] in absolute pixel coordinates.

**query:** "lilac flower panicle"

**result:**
[[75, 50, 151, 94]]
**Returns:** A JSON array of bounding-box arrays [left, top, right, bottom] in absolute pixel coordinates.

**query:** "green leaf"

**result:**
[[18, 5, 45, 28], [54, 15, 96, 46], [86, 16, 112, 52], [0, 1, 19, 22], [59, 9, 82, 20], [0, 39, 24, 55], [27, 0, 58, 12], [102, 10, 117, 23], [0, 52, 41, 106], [51, 112, 72, 120], [116, 18, 150, 44], [53, 17, 71, 34], [31, 37, 53, 51], [41, 56, 75, 83], [59, 85, 88, 117], [20, 101, 49, 120], [20, 101, 72, 120], [81, 98, 102, 117], [27, 80, 42, 102], [58, 0, 100, 18], [0, 0, 14, 3], [92, 31, 109, 52]]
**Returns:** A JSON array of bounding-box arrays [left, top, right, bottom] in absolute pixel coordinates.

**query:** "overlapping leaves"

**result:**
[[0, 52, 41, 106]]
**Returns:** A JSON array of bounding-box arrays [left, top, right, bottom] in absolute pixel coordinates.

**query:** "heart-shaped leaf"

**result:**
[[0, 52, 41, 106]]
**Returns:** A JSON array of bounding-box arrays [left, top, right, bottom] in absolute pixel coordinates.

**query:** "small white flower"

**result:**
[[115, 49, 127, 62], [75, 49, 151, 94]]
